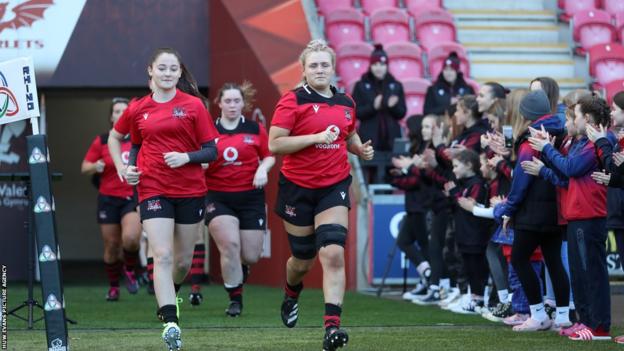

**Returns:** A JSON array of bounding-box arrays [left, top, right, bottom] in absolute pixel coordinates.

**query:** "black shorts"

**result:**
[[204, 189, 266, 230], [97, 194, 137, 224], [139, 196, 205, 224], [275, 173, 351, 227]]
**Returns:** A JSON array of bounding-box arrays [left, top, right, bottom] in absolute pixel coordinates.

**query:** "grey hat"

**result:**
[[520, 90, 551, 121]]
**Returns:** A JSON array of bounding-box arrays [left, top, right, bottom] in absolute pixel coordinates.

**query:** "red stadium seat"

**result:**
[[604, 0, 624, 16], [413, 8, 457, 52], [561, 0, 599, 22], [404, 0, 442, 16], [427, 42, 470, 78], [325, 8, 366, 48], [573, 10, 617, 53], [385, 42, 424, 79], [360, 0, 398, 15], [402, 78, 431, 116], [316, 0, 353, 15], [616, 12, 624, 43], [589, 43, 624, 86], [370, 7, 410, 44], [336, 42, 374, 84], [604, 79, 624, 105]]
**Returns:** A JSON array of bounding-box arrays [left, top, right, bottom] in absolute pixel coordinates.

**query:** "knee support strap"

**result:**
[[315, 224, 347, 250], [288, 233, 317, 260]]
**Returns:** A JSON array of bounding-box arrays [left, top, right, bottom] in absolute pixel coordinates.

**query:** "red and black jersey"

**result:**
[[113, 90, 218, 202], [271, 85, 356, 189], [205, 117, 271, 192], [84, 133, 133, 198]]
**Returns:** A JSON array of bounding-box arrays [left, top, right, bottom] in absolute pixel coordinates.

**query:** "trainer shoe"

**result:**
[[512, 318, 553, 332], [124, 270, 139, 294], [162, 322, 182, 351], [614, 335, 624, 344], [438, 288, 460, 309], [402, 282, 427, 301], [106, 287, 120, 301], [483, 302, 513, 322], [569, 326, 611, 341], [189, 291, 203, 306], [412, 287, 443, 305], [226, 300, 242, 317], [503, 313, 529, 326], [551, 321, 573, 332], [559, 323, 586, 337], [454, 298, 484, 315], [323, 327, 349, 351], [280, 296, 299, 328]]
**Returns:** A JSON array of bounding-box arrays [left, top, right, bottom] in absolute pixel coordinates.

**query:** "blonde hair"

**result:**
[[214, 81, 257, 113], [298, 39, 336, 86], [507, 89, 530, 141]]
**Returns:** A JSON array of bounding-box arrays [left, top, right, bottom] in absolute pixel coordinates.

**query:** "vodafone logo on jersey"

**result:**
[[121, 151, 129, 165], [0, 0, 87, 82], [222, 146, 242, 166]]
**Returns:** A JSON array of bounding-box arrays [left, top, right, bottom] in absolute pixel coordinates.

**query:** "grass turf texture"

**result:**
[[4, 284, 623, 350]]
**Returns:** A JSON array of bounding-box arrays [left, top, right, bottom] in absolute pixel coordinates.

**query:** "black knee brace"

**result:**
[[315, 224, 347, 250], [288, 233, 317, 260]]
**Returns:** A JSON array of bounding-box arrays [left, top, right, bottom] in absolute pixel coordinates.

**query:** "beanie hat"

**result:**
[[614, 91, 624, 110], [370, 44, 388, 65], [444, 51, 461, 71], [520, 90, 551, 121]]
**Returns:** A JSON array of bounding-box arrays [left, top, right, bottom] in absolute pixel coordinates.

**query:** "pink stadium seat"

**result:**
[[573, 10, 617, 53], [325, 8, 365, 48], [561, 0, 599, 22], [316, 0, 352, 15], [385, 42, 424, 79], [402, 78, 431, 116], [413, 8, 457, 52], [427, 42, 471, 78], [336, 42, 374, 84], [405, 0, 442, 16], [589, 43, 624, 86], [604, 79, 624, 105], [360, 0, 398, 15], [616, 12, 624, 43], [464, 78, 481, 95], [604, 0, 624, 16], [370, 7, 410, 44]]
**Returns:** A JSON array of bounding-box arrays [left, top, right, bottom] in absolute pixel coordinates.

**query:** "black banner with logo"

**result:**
[[27, 134, 68, 351]]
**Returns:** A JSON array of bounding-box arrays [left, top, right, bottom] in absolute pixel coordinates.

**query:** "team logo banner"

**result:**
[[0, 56, 39, 125]]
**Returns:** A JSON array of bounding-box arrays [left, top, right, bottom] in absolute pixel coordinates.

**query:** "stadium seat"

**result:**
[[360, 0, 398, 15], [604, 0, 624, 16], [560, 0, 598, 22], [589, 43, 624, 86], [316, 0, 353, 15], [604, 79, 624, 105], [572, 10, 617, 54], [370, 7, 410, 44], [616, 12, 624, 43], [325, 8, 366, 48], [427, 42, 471, 78], [464, 78, 481, 95], [413, 8, 457, 52], [385, 42, 424, 79], [404, 0, 442, 16], [402, 78, 431, 116], [336, 42, 374, 84]]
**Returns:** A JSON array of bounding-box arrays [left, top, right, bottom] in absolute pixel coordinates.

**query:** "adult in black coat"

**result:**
[[423, 52, 474, 116], [352, 44, 407, 152]]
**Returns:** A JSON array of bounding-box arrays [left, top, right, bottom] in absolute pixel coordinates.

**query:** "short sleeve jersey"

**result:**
[[271, 85, 356, 189], [204, 118, 271, 192], [113, 90, 218, 202], [83, 134, 133, 198]]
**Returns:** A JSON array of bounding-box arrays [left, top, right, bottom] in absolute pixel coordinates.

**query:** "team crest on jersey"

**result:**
[[206, 203, 216, 213], [285, 205, 296, 217], [172, 106, 187, 119], [243, 135, 254, 144], [344, 109, 352, 121], [146, 199, 162, 212], [313, 104, 320, 113]]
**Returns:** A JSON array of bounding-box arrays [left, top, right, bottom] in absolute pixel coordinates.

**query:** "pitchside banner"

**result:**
[[0, 57, 39, 126]]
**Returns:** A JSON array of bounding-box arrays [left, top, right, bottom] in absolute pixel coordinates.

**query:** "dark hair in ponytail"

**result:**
[[484, 82, 508, 100], [578, 94, 611, 128], [148, 47, 208, 107]]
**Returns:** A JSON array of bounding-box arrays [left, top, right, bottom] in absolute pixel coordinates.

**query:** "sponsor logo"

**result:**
[[0, 119, 27, 165], [340, 191, 346, 200], [206, 202, 215, 213], [29, 146, 46, 164], [98, 210, 107, 219], [243, 135, 254, 144], [198, 208, 203, 216], [223, 146, 242, 166], [172, 106, 187, 119], [143, 112, 149, 120], [33, 195, 51, 213], [258, 218, 264, 226], [121, 151, 129, 165], [44, 293, 61, 311], [0, 71, 19, 118], [38, 244, 56, 262], [284, 205, 296, 217], [312, 104, 319, 113], [0, 1, 53, 35], [314, 143, 340, 150], [49, 338, 67, 351], [344, 109, 351, 121], [146, 199, 162, 212]]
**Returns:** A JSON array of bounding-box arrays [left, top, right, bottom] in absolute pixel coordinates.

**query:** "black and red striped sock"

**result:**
[[284, 282, 303, 299], [105, 261, 122, 287], [146, 256, 154, 289], [190, 244, 205, 291], [123, 249, 139, 273], [225, 284, 243, 304], [324, 303, 342, 332]]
